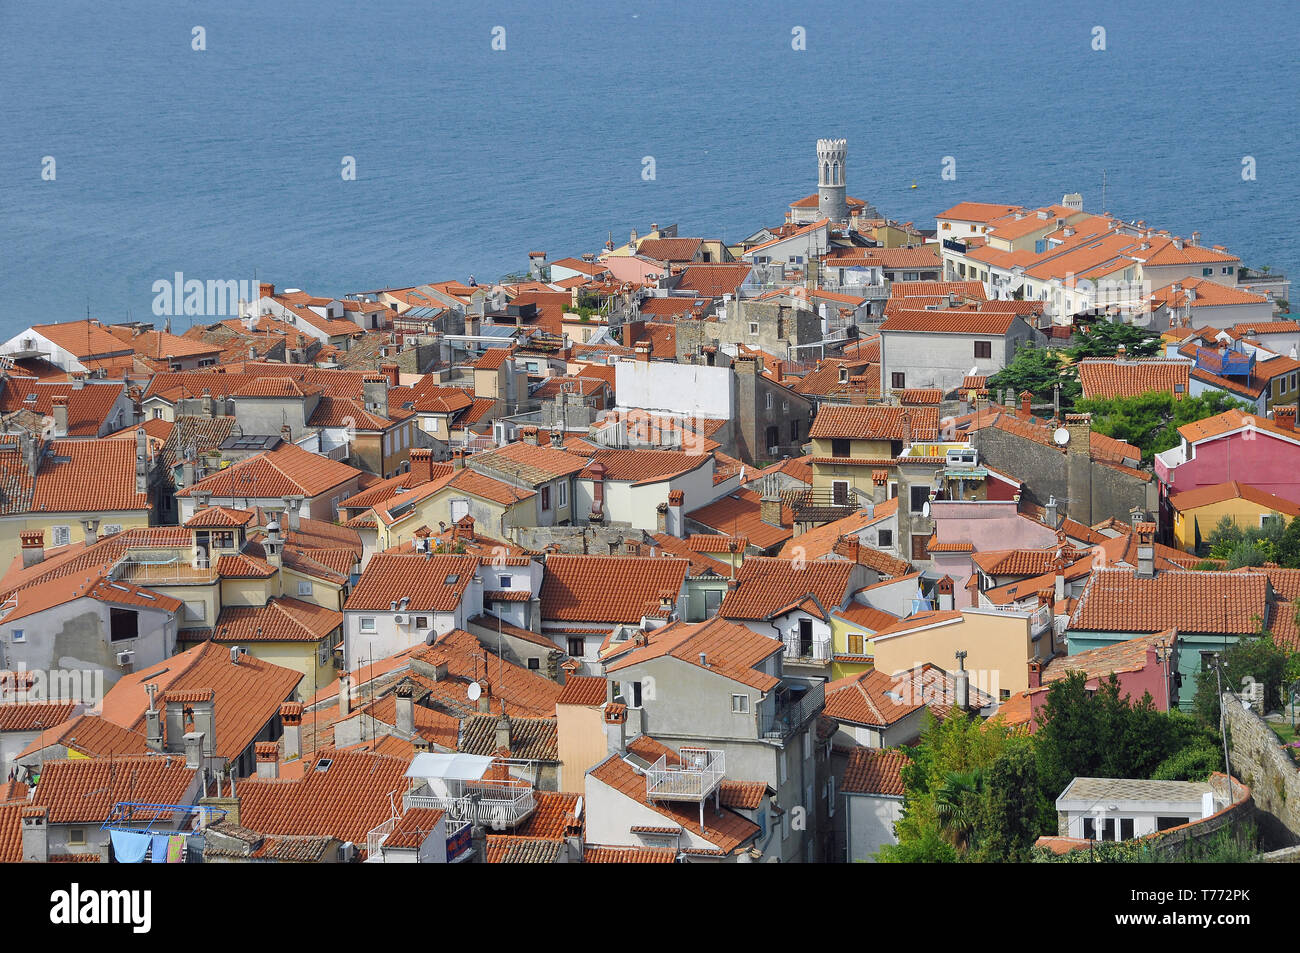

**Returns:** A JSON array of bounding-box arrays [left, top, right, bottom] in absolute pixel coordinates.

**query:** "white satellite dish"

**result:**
[[1053, 427, 1070, 446], [466, 681, 482, 702], [922, 501, 931, 518]]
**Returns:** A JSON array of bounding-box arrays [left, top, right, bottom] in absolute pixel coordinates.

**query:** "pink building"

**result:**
[[928, 499, 1061, 607], [1155, 409, 1300, 519]]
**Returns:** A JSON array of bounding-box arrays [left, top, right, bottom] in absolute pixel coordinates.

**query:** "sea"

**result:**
[[1, 0, 1296, 340]]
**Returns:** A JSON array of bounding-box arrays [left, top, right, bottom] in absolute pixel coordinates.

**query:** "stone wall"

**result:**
[[1223, 692, 1300, 846]]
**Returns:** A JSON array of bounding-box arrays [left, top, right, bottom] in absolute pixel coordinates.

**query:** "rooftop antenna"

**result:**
[[1101, 169, 1107, 215]]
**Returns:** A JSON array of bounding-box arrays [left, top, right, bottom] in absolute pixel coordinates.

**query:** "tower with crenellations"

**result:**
[[816, 138, 848, 222]]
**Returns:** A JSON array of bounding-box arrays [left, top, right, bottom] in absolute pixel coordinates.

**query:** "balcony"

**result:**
[[404, 752, 536, 830], [1195, 345, 1255, 378], [782, 636, 831, 664], [787, 488, 860, 524], [645, 747, 726, 803], [763, 681, 826, 741], [111, 556, 218, 586]]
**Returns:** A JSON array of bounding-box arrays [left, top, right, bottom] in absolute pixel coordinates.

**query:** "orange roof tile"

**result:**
[[35, 755, 196, 824], [344, 554, 480, 613], [540, 556, 687, 624], [177, 441, 362, 499], [841, 747, 909, 796], [718, 556, 853, 621], [1069, 568, 1267, 635]]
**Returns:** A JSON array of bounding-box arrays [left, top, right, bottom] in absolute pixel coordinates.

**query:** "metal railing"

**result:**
[[406, 779, 536, 829], [645, 747, 726, 802], [366, 815, 398, 857], [782, 636, 832, 663], [763, 681, 826, 740], [111, 556, 218, 585]]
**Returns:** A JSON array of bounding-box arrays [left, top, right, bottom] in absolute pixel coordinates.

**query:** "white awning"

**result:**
[[405, 752, 494, 781]]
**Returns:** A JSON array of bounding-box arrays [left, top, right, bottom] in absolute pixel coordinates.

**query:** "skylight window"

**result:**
[[445, 574, 460, 584]]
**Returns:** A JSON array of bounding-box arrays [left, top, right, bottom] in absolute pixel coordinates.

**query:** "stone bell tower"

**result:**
[[816, 138, 848, 222]]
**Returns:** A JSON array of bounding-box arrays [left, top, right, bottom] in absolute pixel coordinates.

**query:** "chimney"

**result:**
[[477, 683, 491, 713], [20, 807, 48, 864], [954, 651, 970, 710], [603, 702, 627, 755], [254, 741, 279, 778], [456, 514, 475, 541], [279, 702, 302, 760], [1028, 659, 1042, 690], [50, 395, 68, 437], [183, 731, 205, 770], [1274, 406, 1297, 432], [363, 373, 387, 411], [1044, 496, 1058, 528], [520, 426, 539, 446], [380, 362, 400, 388], [80, 518, 100, 546], [935, 575, 955, 611], [338, 670, 351, 717], [19, 531, 44, 568], [660, 489, 683, 538], [409, 448, 435, 484], [494, 712, 512, 753], [548, 429, 564, 449], [395, 683, 415, 735], [1019, 390, 1032, 418], [70, 371, 85, 390], [135, 427, 148, 494], [872, 469, 889, 504], [589, 461, 606, 524], [282, 497, 302, 533], [634, 343, 652, 363], [451, 448, 467, 470], [201, 388, 213, 418], [280, 423, 292, 445], [1136, 522, 1156, 578]]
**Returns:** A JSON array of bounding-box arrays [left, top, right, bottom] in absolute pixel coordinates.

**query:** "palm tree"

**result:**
[[935, 769, 984, 851]]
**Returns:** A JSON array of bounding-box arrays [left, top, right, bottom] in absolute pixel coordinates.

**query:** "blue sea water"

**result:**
[[1, 0, 1296, 339]]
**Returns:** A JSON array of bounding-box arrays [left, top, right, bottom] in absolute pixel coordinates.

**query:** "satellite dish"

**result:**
[[1053, 427, 1070, 446], [466, 681, 482, 702], [922, 501, 931, 518]]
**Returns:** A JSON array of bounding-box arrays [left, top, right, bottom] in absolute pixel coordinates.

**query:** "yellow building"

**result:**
[[828, 602, 901, 680], [808, 404, 940, 501], [870, 606, 1050, 699], [1168, 481, 1300, 552]]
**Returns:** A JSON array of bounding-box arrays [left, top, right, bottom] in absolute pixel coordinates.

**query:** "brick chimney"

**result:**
[[520, 426, 539, 446], [634, 343, 652, 363], [409, 448, 435, 484], [1028, 659, 1042, 690], [380, 362, 400, 387], [254, 741, 279, 778], [1274, 406, 1297, 432], [1019, 390, 1032, 418]]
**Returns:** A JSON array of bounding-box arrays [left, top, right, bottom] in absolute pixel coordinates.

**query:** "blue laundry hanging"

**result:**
[[109, 830, 151, 863], [151, 834, 169, 863]]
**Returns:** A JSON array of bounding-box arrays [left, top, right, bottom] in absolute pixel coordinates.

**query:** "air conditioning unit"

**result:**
[[115, 650, 134, 667], [393, 614, 409, 625]]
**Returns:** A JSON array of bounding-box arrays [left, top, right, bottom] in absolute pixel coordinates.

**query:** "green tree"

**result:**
[[1274, 516, 1300, 568], [1192, 632, 1293, 725], [986, 342, 1079, 406], [972, 743, 1044, 862], [1075, 391, 1252, 464], [1066, 322, 1162, 360], [934, 769, 984, 850]]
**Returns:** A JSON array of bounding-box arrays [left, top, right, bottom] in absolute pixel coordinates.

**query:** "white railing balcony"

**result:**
[[405, 779, 536, 829], [645, 747, 725, 802], [366, 816, 398, 857]]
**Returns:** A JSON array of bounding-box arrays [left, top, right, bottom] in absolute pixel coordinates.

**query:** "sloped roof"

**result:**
[[718, 556, 853, 621], [540, 556, 688, 624]]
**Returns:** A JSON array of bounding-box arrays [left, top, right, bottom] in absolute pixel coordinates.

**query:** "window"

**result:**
[[298, 580, 313, 597], [52, 525, 71, 547], [109, 608, 138, 643], [68, 828, 86, 846], [749, 322, 760, 337], [1202, 267, 1213, 277], [1261, 514, 1283, 530], [909, 485, 930, 513], [974, 341, 992, 359], [1157, 816, 1191, 831], [567, 636, 585, 658], [153, 408, 163, 419], [415, 616, 429, 630], [766, 392, 774, 410], [832, 481, 850, 505], [779, 751, 788, 784], [790, 419, 800, 442], [630, 681, 643, 708], [999, 689, 1011, 701], [731, 694, 749, 713], [1224, 266, 1234, 275], [103, 524, 122, 536], [1082, 816, 1116, 841], [498, 574, 513, 589], [847, 633, 865, 655], [891, 372, 906, 389], [527, 657, 540, 670], [11, 629, 25, 644], [360, 617, 376, 632], [877, 529, 893, 547], [1120, 818, 1135, 840], [541, 486, 551, 511], [830, 438, 851, 457], [557, 482, 567, 507]]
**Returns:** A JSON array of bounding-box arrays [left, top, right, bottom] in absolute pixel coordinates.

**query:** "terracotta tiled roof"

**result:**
[[1069, 568, 1267, 635], [584, 844, 676, 863], [16, 713, 149, 760], [34, 755, 196, 824], [937, 202, 1023, 223], [605, 616, 782, 693], [459, 713, 558, 761], [718, 779, 771, 811], [379, 807, 447, 849], [0, 573, 182, 626], [635, 237, 702, 262], [485, 835, 564, 863], [809, 405, 939, 442], [686, 487, 794, 551], [234, 749, 411, 856], [590, 735, 759, 854], [0, 701, 78, 733], [778, 502, 898, 563], [673, 264, 753, 298], [556, 676, 607, 707], [718, 556, 853, 621], [1177, 408, 1299, 445], [878, 309, 1019, 335], [834, 600, 902, 633], [1170, 481, 1300, 518], [1041, 630, 1176, 685], [344, 554, 479, 613], [509, 790, 582, 840], [0, 437, 150, 516], [177, 441, 362, 499], [445, 467, 537, 506], [184, 506, 256, 528], [1078, 359, 1191, 400], [841, 747, 909, 796], [193, 597, 342, 643], [540, 556, 688, 624], [0, 380, 126, 437], [102, 642, 302, 762], [468, 441, 589, 485]]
